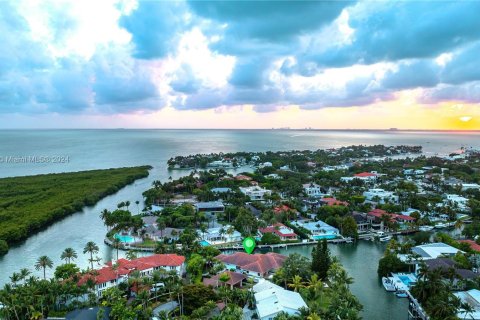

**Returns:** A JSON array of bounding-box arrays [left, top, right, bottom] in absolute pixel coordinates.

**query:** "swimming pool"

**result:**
[[114, 234, 135, 243], [397, 274, 416, 287], [200, 240, 211, 246], [312, 234, 337, 240]]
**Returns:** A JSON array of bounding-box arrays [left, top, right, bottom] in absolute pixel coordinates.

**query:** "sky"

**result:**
[[0, 0, 479, 130]]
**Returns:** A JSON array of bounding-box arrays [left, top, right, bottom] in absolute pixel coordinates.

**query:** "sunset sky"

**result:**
[[1, 0, 479, 129]]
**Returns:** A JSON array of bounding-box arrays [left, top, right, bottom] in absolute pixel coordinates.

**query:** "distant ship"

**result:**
[[389, 128, 399, 131]]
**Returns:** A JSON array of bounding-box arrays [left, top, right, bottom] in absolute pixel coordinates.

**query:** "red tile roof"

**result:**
[[215, 252, 287, 274], [235, 175, 252, 181], [259, 223, 297, 237], [321, 197, 349, 206], [367, 209, 415, 222], [78, 254, 185, 286], [273, 205, 296, 214], [459, 240, 480, 252], [354, 172, 377, 177], [203, 271, 247, 287]]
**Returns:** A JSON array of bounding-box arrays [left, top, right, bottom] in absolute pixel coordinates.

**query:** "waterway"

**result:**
[[1, 129, 479, 319]]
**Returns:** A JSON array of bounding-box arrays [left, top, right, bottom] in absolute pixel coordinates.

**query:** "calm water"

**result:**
[[1, 129, 479, 319], [276, 242, 409, 320]]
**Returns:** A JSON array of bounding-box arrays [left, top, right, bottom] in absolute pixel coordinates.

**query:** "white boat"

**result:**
[[434, 222, 447, 229], [379, 235, 392, 242], [419, 225, 434, 232], [396, 290, 408, 298], [382, 277, 396, 292]]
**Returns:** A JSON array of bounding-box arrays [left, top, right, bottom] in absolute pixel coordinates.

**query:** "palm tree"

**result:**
[[9, 272, 21, 287], [60, 247, 78, 264], [460, 301, 475, 320], [135, 200, 140, 214], [125, 201, 131, 211], [35, 255, 53, 280], [19, 268, 31, 283], [112, 237, 121, 261], [307, 312, 322, 320], [288, 275, 304, 292], [83, 241, 99, 270]]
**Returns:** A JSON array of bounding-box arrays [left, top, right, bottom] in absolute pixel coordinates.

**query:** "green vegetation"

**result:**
[[0, 166, 151, 254]]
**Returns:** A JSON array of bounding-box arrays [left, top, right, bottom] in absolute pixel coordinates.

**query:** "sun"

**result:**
[[459, 116, 472, 122]]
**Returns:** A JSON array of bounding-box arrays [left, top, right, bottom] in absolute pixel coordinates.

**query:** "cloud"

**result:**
[[120, 1, 189, 59], [310, 1, 480, 67], [381, 60, 440, 90]]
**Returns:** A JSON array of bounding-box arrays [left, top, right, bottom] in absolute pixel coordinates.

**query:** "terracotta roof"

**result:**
[[259, 223, 297, 237], [354, 172, 377, 177], [78, 254, 185, 286], [215, 252, 287, 274], [321, 197, 349, 206], [203, 271, 247, 287], [273, 205, 296, 214], [459, 240, 480, 252], [367, 209, 415, 222], [235, 175, 252, 181]]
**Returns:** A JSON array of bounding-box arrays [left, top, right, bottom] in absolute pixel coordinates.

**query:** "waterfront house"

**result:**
[[461, 183, 480, 191], [201, 225, 242, 245], [423, 258, 479, 288], [254, 280, 308, 320], [259, 162, 273, 168], [292, 220, 339, 239], [258, 223, 298, 241], [77, 254, 185, 297], [454, 289, 480, 320], [239, 186, 272, 201], [363, 188, 399, 204], [144, 226, 182, 242], [215, 252, 287, 278], [235, 174, 253, 181], [302, 183, 323, 197], [398, 242, 462, 263], [353, 172, 378, 181], [443, 194, 469, 211], [367, 209, 415, 227]]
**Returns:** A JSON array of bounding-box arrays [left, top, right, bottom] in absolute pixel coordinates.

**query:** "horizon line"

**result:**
[[0, 128, 479, 132]]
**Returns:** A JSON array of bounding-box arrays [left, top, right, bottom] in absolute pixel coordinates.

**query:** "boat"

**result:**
[[419, 225, 434, 232], [434, 222, 447, 229], [379, 235, 392, 242], [396, 290, 408, 298], [382, 277, 396, 292]]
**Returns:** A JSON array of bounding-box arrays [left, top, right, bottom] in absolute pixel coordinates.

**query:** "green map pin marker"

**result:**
[[243, 237, 256, 254]]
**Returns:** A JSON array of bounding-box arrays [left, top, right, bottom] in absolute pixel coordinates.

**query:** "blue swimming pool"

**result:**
[[200, 240, 211, 246], [312, 234, 337, 240], [398, 275, 415, 286], [114, 234, 135, 243]]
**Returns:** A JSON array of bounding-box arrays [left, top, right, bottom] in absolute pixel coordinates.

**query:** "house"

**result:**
[[201, 225, 242, 245], [203, 271, 247, 289], [443, 194, 469, 210], [461, 183, 480, 191], [77, 254, 185, 297], [363, 188, 399, 204], [458, 240, 480, 253], [215, 252, 287, 278], [423, 258, 479, 284], [239, 186, 272, 201], [254, 280, 308, 320], [454, 289, 480, 320], [351, 212, 370, 232], [398, 243, 462, 263], [266, 173, 281, 179], [259, 223, 298, 241], [320, 197, 349, 206], [302, 183, 323, 197], [235, 174, 253, 181], [353, 172, 378, 181], [194, 201, 225, 216], [367, 209, 415, 226], [292, 220, 339, 240], [259, 162, 273, 168], [144, 225, 183, 241]]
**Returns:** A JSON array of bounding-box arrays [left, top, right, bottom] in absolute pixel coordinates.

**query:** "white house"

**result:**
[[444, 194, 469, 210], [239, 186, 272, 201], [201, 225, 242, 245], [363, 188, 399, 204], [302, 183, 323, 197], [254, 280, 308, 320], [454, 289, 480, 320], [398, 242, 462, 263], [259, 162, 273, 168], [461, 183, 480, 191]]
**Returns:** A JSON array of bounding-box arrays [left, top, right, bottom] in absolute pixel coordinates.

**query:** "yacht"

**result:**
[[434, 222, 447, 229], [396, 290, 408, 298], [419, 225, 434, 232], [382, 277, 396, 292], [379, 235, 392, 242]]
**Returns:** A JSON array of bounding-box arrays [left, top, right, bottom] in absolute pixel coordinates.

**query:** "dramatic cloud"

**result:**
[[1, 0, 480, 127]]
